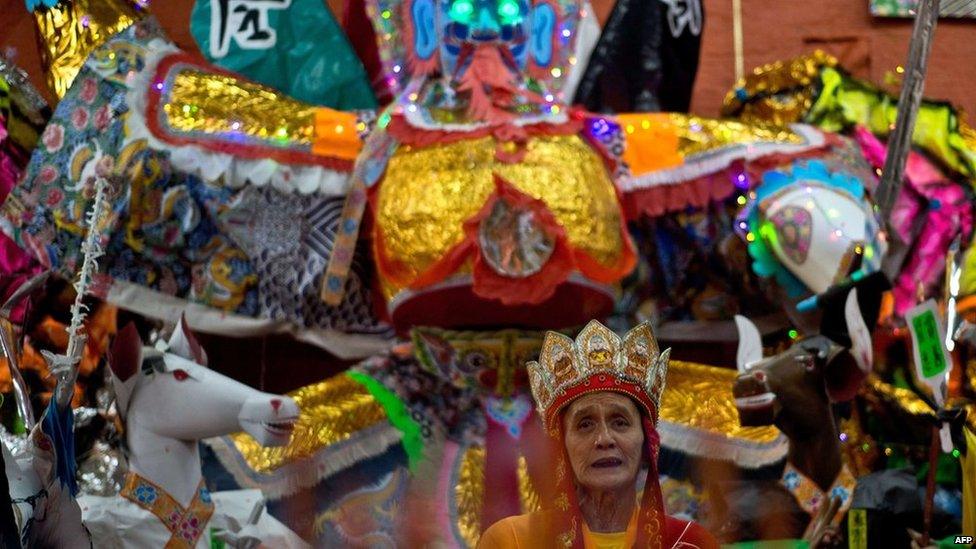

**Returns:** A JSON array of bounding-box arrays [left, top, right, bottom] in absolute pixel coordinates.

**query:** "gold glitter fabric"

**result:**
[[454, 445, 485, 548], [865, 376, 976, 434], [33, 0, 142, 99], [453, 446, 540, 547], [660, 360, 782, 445], [164, 69, 317, 147], [865, 375, 936, 417], [667, 113, 808, 159], [517, 455, 541, 514], [720, 51, 838, 125], [375, 135, 626, 295], [227, 374, 387, 473]]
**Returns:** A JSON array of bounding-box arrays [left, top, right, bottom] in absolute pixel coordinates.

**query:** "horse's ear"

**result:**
[[168, 314, 208, 366], [844, 289, 873, 375], [734, 315, 763, 373], [109, 322, 142, 382], [823, 348, 866, 403], [821, 289, 873, 402], [109, 322, 142, 416]]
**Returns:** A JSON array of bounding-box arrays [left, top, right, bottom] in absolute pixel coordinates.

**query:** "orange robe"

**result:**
[[478, 510, 718, 549]]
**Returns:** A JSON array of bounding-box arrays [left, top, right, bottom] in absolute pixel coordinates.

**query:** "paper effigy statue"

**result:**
[[6, 0, 975, 546]]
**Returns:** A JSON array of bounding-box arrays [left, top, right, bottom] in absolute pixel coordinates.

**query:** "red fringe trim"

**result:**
[[623, 170, 736, 219], [385, 113, 583, 149], [623, 140, 835, 219]]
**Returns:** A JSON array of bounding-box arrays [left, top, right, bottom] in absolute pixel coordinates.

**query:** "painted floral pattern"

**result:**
[[122, 473, 214, 548], [70, 107, 89, 130], [781, 463, 856, 526], [180, 518, 201, 542], [0, 21, 389, 341], [134, 483, 158, 505], [41, 124, 63, 153]]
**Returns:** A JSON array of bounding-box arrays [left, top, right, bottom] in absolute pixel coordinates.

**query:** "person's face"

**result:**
[[562, 392, 644, 494]]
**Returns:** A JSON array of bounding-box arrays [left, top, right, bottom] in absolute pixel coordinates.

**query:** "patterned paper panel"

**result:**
[[870, 0, 976, 18]]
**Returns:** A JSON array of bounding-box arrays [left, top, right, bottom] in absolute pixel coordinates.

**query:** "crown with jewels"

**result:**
[[526, 320, 670, 430]]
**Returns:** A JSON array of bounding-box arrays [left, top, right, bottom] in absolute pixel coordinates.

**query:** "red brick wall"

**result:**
[[690, 0, 976, 117]]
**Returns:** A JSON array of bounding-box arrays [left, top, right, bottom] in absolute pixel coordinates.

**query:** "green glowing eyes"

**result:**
[[497, 0, 522, 25], [449, 0, 475, 23], [448, 0, 522, 26]]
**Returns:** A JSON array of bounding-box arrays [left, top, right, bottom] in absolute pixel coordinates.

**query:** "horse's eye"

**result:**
[[172, 369, 190, 381], [795, 354, 816, 372]]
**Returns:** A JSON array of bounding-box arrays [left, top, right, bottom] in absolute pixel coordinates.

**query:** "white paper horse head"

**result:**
[[107, 316, 299, 505], [110, 316, 299, 446]]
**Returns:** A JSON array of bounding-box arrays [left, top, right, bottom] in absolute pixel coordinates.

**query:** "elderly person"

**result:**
[[479, 320, 717, 548]]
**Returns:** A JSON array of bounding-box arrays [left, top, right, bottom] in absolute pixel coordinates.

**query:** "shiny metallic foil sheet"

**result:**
[[376, 135, 626, 292], [668, 113, 808, 159], [34, 0, 142, 98], [227, 374, 388, 473], [453, 446, 539, 547], [721, 51, 838, 126], [164, 69, 317, 146], [661, 360, 782, 445]]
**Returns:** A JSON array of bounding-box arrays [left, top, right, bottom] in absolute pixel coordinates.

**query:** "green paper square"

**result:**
[[910, 309, 948, 379]]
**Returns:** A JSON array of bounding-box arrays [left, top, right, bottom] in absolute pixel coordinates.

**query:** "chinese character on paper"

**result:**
[[658, 0, 703, 38], [209, 0, 292, 58]]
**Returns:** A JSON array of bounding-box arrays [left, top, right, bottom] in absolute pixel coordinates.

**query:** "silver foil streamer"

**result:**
[[77, 440, 125, 496]]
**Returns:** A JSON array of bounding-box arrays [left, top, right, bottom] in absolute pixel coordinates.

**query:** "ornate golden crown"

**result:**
[[526, 320, 670, 429]]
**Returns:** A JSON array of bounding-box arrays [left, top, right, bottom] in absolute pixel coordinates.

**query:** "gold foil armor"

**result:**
[[376, 135, 626, 295], [453, 446, 539, 547], [454, 445, 485, 548]]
